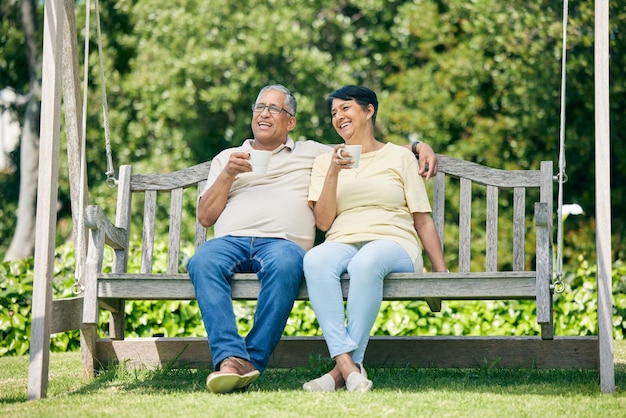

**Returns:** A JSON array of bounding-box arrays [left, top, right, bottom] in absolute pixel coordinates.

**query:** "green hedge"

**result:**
[[1, 243, 624, 357]]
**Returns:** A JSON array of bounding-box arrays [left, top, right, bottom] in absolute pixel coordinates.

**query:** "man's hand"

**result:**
[[197, 151, 252, 227], [224, 151, 254, 178], [416, 142, 438, 180]]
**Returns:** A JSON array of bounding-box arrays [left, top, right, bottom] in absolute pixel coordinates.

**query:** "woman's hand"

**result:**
[[329, 144, 354, 174]]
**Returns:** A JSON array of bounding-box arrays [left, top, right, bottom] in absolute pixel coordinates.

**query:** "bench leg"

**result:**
[[80, 326, 97, 378], [101, 298, 125, 339], [540, 291, 554, 340]]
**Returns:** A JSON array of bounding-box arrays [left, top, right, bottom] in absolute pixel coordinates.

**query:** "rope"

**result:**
[[72, 0, 93, 296], [553, 0, 570, 294], [95, 0, 118, 187]]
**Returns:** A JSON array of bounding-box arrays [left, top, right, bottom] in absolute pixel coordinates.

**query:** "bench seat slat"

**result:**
[[97, 271, 538, 300]]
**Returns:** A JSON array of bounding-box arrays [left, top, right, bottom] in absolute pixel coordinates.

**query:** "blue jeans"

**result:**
[[303, 240, 414, 364], [187, 236, 305, 372]]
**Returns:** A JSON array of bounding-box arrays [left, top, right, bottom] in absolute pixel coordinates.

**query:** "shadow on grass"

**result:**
[[64, 357, 624, 397], [67, 363, 212, 396]]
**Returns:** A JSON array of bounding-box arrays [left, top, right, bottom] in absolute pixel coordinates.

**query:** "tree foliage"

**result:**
[[0, 1, 37, 252], [0, 0, 624, 263]]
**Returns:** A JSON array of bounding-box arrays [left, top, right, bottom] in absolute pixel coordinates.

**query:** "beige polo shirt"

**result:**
[[201, 138, 332, 250]]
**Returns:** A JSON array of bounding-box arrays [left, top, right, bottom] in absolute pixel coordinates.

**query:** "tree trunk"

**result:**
[[4, 0, 41, 261]]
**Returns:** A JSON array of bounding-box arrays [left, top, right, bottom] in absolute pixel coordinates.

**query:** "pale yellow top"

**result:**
[[201, 138, 331, 250], [308, 143, 431, 262]]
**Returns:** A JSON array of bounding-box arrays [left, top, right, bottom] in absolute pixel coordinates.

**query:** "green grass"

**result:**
[[1, 342, 625, 418]]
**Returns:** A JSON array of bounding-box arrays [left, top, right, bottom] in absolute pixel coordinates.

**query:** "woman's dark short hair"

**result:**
[[328, 85, 378, 126]]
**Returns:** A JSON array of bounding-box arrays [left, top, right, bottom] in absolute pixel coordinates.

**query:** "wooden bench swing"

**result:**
[[74, 153, 602, 376], [29, 0, 614, 400]]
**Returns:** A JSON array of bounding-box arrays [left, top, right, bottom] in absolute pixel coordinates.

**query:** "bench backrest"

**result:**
[[432, 155, 553, 272], [112, 162, 210, 275], [112, 155, 553, 275]]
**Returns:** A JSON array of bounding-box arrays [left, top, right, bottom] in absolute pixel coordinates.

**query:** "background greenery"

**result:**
[[0, 1, 624, 354]]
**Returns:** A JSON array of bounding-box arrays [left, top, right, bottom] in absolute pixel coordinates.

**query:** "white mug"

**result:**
[[249, 150, 272, 174], [336, 145, 362, 168]]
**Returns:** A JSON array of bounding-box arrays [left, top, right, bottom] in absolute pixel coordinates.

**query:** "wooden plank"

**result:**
[[84, 205, 127, 250], [108, 301, 126, 340], [114, 165, 132, 273], [83, 225, 104, 325], [61, 0, 88, 280], [130, 161, 211, 190], [96, 272, 538, 301], [381, 274, 537, 299], [594, 0, 616, 393], [126, 158, 547, 220], [438, 155, 543, 188], [363, 336, 599, 369], [539, 161, 553, 215], [141, 190, 157, 274], [432, 172, 445, 248], [80, 326, 97, 378], [52, 297, 83, 333], [459, 178, 471, 272], [195, 181, 207, 250], [534, 203, 552, 328], [167, 187, 183, 274], [99, 298, 123, 313], [28, 0, 65, 401], [513, 187, 525, 271], [94, 336, 598, 370], [109, 167, 132, 342], [485, 185, 498, 271]]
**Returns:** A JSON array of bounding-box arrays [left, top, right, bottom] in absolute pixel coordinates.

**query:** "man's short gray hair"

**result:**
[[256, 84, 297, 116]]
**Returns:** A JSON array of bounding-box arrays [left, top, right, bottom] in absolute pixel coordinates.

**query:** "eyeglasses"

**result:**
[[252, 103, 294, 117]]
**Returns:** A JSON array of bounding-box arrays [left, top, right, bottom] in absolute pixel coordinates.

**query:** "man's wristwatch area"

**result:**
[[411, 140, 422, 157]]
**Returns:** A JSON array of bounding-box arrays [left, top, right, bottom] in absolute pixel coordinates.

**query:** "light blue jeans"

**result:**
[[303, 240, 414, 364], [187, 236, 305, 372]]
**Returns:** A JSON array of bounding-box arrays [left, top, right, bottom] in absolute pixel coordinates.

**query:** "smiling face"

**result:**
[[251, 89, 296, 149], [330, 98, 374, 143]]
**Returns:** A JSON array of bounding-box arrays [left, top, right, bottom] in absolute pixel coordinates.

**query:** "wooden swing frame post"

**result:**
[[27, 0, 615, 400]]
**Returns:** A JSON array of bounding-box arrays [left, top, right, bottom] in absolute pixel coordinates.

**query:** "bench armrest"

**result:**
[[85, 205, 127, 250], [83, 205, 129, 325]]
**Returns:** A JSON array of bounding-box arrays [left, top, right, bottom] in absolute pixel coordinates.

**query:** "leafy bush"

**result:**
[[0, 245, 80, 356], [1, 242, 623, 357], [0, 259, 33, 356]]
